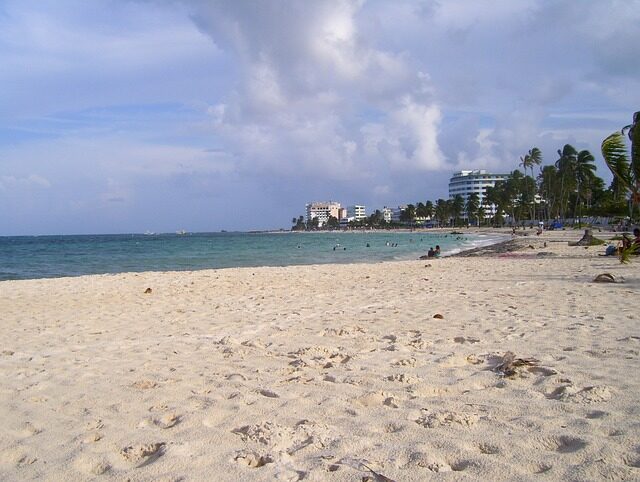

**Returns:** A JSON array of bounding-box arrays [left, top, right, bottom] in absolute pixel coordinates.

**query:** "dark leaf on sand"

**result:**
[[433, 314, 444, 319], [362, 463, 396, 482], [144, 287, 152, 294]]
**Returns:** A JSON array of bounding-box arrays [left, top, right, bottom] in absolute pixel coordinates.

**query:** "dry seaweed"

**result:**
[[492, 351, 539, 377]]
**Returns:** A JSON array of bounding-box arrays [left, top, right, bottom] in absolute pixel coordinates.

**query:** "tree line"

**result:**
[[292, 111, 639, 230]]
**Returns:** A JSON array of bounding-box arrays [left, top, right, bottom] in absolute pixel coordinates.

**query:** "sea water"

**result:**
[[0, 231, 506, 281]]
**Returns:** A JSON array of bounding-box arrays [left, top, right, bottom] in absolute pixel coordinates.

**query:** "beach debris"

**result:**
[[433, 313, 444, 319], [492, 351, 539, 377], [424, 263, 432, 267], [144, 287, 152, 294], [593, 273, 624, 283]]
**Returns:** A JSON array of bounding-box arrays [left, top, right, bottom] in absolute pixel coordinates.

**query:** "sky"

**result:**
[[1, 0, 638, 235]]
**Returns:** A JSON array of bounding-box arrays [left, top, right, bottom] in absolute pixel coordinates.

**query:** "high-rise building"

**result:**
[[382, 207, 392, 223], [448, 170, 507, 216], [347, 205, 366, 221], [306, 201, 341, 227]]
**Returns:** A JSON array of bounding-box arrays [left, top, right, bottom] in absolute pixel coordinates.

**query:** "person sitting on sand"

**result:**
[[622, 228, 640, 254], [427, 247, 435, 258], [604, 244, 618, 256], [434, 245, 441, 257]]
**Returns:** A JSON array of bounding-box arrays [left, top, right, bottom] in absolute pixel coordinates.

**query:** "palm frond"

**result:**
[[630, 112, 640, 187], [602, 132, 632, 193]]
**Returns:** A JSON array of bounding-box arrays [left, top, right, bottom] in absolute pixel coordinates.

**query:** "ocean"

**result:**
[[0, 231, 506, 281]]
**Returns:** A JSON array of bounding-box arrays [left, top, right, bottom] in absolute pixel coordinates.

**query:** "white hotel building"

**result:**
[[448, 170, 507, 216], [306, 201, 341, 227]]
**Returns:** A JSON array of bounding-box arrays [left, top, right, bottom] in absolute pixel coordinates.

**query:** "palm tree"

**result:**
[[425, 200, 434, 220], [624, 111, 640, 174], [485, 183, 507, 225], [451, 195, 465, 227], [400, 204, 416, 225], [539, 165, 560, 221], [573, 149, 597, 225], [556, 144, 578, 220], [434, 199, 449, 227], [476, 204, 486, 226], [465, 193, 480, 226], [603, 111, 640, 219], [520, 148, 542, 220]]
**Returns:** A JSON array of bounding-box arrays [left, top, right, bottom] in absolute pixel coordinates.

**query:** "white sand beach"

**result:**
[[1, 229, 639, 481]]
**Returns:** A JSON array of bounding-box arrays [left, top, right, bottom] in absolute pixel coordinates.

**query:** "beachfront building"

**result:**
[[448, 169, 507, 218], [306, 201, 341, 227], [347, 205, 366, 221], [391, 206, 407, 223], [382, 207, 392, 223]]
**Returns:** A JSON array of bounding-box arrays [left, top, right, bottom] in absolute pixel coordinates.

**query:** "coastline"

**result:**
[[1, 227, 638, 481], [0, 229, 506, 282]]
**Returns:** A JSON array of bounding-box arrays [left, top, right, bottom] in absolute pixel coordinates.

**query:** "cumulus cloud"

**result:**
[[0, 0, 637, 233], [185, 0, 446, 179]]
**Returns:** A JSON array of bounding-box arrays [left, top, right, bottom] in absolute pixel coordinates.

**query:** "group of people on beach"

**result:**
[[605, 228, 640, 256], [427, 245, 441, 258]]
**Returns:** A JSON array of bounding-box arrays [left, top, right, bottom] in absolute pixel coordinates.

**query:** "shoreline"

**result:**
[[0, 228, 616, 284], [0, 230, 510, 283], [1, 228, 637, 481]]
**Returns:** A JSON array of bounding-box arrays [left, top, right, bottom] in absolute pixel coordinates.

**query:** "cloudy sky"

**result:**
[[1, 0, 638, 235]]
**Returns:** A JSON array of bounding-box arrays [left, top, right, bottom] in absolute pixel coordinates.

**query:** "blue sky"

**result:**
[[1, 0, 638, 235]]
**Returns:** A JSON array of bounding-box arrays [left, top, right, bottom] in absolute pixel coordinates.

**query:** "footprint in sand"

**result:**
[[15, 422, 41, 437], [234, 451, 273, 468], [120, 443, 164, 467], [415, 409, 479, 428], [74, 456, 110, 475], [83, 432, 102, 443], [546, 385, 613, 403], [537, 435, 587, 453], [138, 413, 180, 429], [3, 448, 37, 468], [392, 357, 417, 367], [407, 453, 452, 472], [356, 392, 400, 408], [453, 336, 480, 344], [131, 380, 158, 390], [386, 373, 420, 384]]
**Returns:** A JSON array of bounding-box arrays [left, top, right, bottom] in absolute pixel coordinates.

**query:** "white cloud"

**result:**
[[183, 0, 446, 181], [0, 174, 51, 191], [0, 0, 635, 233]]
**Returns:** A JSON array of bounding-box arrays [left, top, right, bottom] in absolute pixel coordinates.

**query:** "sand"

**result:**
[[1, 229, 639, 481]]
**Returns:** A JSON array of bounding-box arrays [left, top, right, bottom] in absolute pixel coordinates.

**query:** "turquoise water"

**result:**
[[0, 231, 505, 281]]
